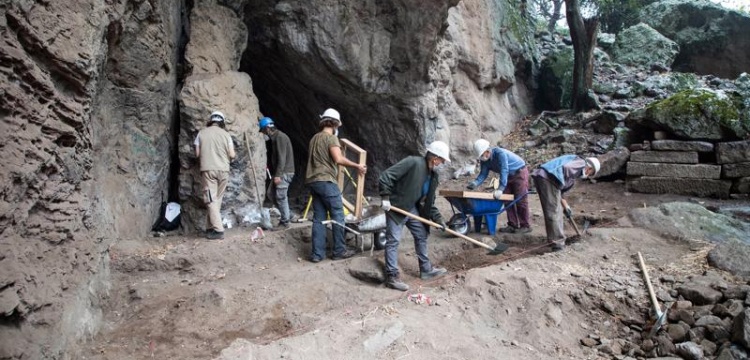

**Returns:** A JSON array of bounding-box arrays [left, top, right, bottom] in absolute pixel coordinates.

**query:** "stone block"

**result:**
[[630, 151, 698, 164], [626, 177, 732, 198], [652, 140, 714, 152], [627, 162, 721, 179], [717, 140, 750, 164], [723, 162, 750, 178], [732, 177, 750, 194]]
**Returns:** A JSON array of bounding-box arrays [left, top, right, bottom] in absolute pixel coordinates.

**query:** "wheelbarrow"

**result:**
[[441, 191, 529, 236], [323, 205, 387, 254]]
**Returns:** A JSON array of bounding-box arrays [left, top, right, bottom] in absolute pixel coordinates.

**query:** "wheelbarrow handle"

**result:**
[[389, 206, 495, 251]]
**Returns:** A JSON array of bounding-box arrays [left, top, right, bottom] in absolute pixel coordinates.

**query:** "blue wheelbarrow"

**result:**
[[441, 190, 529, 236]]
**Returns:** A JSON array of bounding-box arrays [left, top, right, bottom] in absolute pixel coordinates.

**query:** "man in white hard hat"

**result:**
[[530, 155, 600, 250], [467, 139, 531, 234], [194, 111, 236, 240], [378, 141, 450, 291], [305, 108, 367, 262]]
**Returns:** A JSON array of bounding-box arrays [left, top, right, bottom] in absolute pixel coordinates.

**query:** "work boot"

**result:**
[[498, 226, 517, 234], [207, 230, 224, 240], [550, 240, 565, 251], [332, 249, 357, 260], [385, 276, 409, 291], [420, 267, 447, 280], [515, 227, 532, 234], [272, 222, 290, 231]]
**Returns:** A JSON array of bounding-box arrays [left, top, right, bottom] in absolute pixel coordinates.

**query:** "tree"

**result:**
[[587, 0, 658, 34], [565, 0, 599, 112], [531, 0, 565, 33]]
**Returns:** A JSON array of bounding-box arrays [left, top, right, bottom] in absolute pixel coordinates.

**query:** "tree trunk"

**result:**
[[565, 0, 599, 112], [547, 0, 564, 34]]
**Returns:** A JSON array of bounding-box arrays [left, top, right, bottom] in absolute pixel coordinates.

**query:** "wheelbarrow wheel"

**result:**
[[373, 231, 386, 250], [448, 214, 471, 236]]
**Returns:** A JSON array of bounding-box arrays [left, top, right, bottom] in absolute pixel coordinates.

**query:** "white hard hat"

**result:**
[[210, 111, 225, 122], [426, 141, 451, 163], [585, 157, 601, 177], [319, 108, 341, 124], [473, 139, 491, 159]]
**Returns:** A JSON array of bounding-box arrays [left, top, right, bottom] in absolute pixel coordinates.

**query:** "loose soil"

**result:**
[[80, 180, 749, 360]]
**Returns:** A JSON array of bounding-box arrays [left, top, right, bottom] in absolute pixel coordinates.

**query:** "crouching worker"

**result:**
[[530, 155, 600, 251], [379, 141, 451, 291]]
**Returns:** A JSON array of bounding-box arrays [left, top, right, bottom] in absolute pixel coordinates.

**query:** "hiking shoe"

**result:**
[[420, 267, 448, 280], [332, 249, 357, 260], [385, 277, 410, 291], [207, 230, 224, 240], [309, 257, 323, 263], [515, 227, 532, 234], [498, 226, 517, 234], [550, 240, 565, 251]]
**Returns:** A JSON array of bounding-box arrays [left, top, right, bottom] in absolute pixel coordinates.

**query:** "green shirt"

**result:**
[[305, 131, 340, 184]]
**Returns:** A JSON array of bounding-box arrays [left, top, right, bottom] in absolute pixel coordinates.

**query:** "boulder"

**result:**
[[611, 23, 679, 68], [627, 177, 732, 198], [591, 111, 625, 134], [626, 88, 750, 141], [629, 202, 748, 243], [717, 140, 750, 164], [538, 47, 574, 110], [630, 151, 698, 164], [677, 285, 723, 306], [178, 72, 264, 230], [708, 239, 750, 278], [595, 147, 630, 178], [626, 162, 721, 179], [184, 3, 248, 75], [641, 0, 750, 78], [348, 257, 386, 284]]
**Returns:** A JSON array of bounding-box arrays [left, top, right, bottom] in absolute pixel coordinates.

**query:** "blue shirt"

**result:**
[[471, 147, 526, 191]]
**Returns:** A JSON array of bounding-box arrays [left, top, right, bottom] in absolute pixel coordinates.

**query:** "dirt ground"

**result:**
[[79, 180, 749, 360]]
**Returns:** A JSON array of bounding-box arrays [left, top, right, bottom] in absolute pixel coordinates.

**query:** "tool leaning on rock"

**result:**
[[388, 206, 509, 255]]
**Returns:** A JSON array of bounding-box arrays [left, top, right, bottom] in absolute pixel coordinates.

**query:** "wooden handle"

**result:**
[[637, 252, 661, 313], [389, 206, 494, 251]]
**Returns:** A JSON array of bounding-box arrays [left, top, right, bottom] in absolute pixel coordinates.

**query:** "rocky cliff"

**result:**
[[0, 0, 535, 357]]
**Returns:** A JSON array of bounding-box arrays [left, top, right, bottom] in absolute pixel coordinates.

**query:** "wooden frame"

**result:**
[[337, 138, 367, 220]]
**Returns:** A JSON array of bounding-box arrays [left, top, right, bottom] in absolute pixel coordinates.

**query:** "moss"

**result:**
[[668, 72, 699, 92], [646, 89, 748, 139]]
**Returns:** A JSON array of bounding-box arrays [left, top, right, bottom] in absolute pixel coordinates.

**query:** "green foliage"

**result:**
[[587, 0, 659, 34]]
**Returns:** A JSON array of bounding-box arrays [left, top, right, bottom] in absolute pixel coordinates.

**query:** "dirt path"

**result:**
[[80, 181, 748, 360]]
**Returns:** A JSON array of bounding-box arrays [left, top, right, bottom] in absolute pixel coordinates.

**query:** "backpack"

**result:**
[[151, 201, 182, 232]]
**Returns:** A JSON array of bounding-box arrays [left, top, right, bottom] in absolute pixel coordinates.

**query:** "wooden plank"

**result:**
[[438, 190, 514, 201], [342, 198, 356, 213]]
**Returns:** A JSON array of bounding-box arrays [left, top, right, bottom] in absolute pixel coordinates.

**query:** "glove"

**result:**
[[466, 182, 477, 190], [564, 206, 573, 218], [492, 189, 504, 200], [381, 199, 391, 212], [438, 220, 447, 232]]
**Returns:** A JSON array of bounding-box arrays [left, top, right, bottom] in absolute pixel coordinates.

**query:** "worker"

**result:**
[[379, 141, 451, 291], [467, 139, 531, 234], [259, 117, 295, 230], [194, 111, 236, 240], [530, 155, 600, 250], [305, 108, 367, 262]]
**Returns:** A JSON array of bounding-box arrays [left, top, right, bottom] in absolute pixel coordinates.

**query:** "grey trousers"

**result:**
[[531, 175, 565, 244], [384, 206, 433, 278], [275, 173, 294, 223]]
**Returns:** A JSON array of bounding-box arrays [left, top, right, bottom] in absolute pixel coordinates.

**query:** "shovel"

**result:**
[[637, 252, 669, 338], [389, 206, 508, 255], [565, 211, 581, 237]]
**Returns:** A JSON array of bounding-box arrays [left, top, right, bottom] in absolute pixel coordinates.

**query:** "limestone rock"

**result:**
[[626, 177, 732, 198], [626, 88, 749, 141], [596, 147, 630, 178], [629, 202, 748, 243], [627, 162, 721, 179], [630, 151, 698, 164], [717, 140, 750, 165], [178, 72, 264, 230], [641, 0, 750, 78], [185, 3, 248, 75], [708, 240, 750, 278], [612, 23, 679, 68]]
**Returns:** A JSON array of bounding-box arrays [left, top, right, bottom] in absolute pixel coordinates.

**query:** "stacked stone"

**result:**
[[626, 137, 750, 198]]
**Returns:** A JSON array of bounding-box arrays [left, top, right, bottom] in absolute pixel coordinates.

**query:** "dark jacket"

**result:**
[[270, 130, 294, 177], [378, 156, 444, 224]]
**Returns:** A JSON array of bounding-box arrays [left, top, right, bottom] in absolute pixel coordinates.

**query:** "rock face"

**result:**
[[641, 0, 750, 78], [241, 0, 536, 176], [625, 88, 750, 141], [611, 23, 679, 69], [0, 0, 186, 358]]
